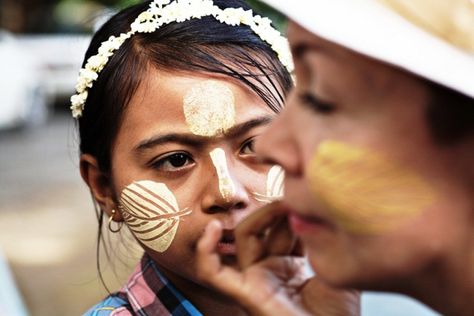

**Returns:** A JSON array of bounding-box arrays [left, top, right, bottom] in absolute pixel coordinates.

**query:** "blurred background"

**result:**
[[0, 1, 147, 315], [0, 0, 439, 315]]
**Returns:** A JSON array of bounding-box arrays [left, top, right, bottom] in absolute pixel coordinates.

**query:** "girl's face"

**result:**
[[110, 68, 280, 284], [257, 22, 474, 290]]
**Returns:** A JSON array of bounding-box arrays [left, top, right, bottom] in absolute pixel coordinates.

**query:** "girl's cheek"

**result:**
[[119, 180, 192, 252], [266, 165, 285, 198], [252, 165, 285, 203]]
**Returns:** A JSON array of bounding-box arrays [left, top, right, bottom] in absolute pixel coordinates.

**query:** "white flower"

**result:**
[[70, 0, 293, 119], [97, 45, 113, 57], [70, 91, 88, 118], [70, 92, 87, 107], [79, 68, 98, 83], [75, 76, 89, 93], [137, 11, 154, 23], [131, 11, 157, 32], [240, 9, 253, 25], [218, 8, 241, 26], [86, 55, 109, 72], [254, 15, 272, 29], [108, 36, 124, 50], [192, 0, 215, 18], [70, 104, 83, 119], [155, 0, 171, 8]]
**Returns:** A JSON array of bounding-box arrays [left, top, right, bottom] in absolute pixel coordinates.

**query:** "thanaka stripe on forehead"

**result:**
[[135, 116, 273, 152]]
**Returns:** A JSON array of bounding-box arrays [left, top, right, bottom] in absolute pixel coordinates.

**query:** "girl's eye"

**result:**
[[151, 152, 194, 171], [240, 138, 256, 155], [299, 92, 335, 114]]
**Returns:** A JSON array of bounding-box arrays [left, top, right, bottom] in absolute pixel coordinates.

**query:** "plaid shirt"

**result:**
[[84, 255, 203, 316]]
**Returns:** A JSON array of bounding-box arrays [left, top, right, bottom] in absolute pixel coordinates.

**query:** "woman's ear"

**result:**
[[80, 154, 123, 221]]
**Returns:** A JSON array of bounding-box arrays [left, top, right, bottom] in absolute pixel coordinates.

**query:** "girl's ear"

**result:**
[[80, 154, 123, 221]]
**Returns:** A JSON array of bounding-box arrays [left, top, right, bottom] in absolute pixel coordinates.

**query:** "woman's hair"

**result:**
[[426, 81, 474, 146], [78, 0, 293, 174]]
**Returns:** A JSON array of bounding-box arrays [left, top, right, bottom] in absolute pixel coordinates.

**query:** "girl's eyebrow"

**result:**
[[223, 116, 273, 138], [134, 115, 273, 152], [135, 133, 204, 151]]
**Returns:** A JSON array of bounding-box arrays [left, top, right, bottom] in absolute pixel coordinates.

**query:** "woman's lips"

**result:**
[[288, 211, 332, 235]]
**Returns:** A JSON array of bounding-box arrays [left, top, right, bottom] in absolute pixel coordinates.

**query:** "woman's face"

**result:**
[[110, 68, 281, 284], [257, 22, 474, 290]]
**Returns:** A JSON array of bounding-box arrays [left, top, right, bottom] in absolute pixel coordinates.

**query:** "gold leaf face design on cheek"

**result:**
[[119, 180, 192, 252], [307, 141, 436, 234], [183, 80, 236, 137]]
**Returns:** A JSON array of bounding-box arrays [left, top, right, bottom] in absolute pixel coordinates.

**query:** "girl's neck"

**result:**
[[157, 263, 247, 316]]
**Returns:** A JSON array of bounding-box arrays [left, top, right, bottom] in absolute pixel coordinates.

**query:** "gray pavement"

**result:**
[[0, 113, 137, 316]]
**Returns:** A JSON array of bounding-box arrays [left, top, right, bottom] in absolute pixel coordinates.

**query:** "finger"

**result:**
[[265, 216, 298, 257], [291, 238, 305, 257], [259, 256, 311, 284], [301, 277, 361, 316], [196, 220, 245, 296], [236, 202, 286, 268], [196, 220, 223, 280]]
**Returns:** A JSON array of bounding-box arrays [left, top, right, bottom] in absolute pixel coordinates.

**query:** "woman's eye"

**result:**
[[151, 153, 194, 171], [240, 138, 256, 155], [299, 92, 335, 114]]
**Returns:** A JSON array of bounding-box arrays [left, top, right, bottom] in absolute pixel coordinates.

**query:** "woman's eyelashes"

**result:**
[[299, 91, 336, 114], [150, 152, 195, 172]]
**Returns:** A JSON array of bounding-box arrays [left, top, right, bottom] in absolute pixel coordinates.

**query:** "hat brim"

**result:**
[[263, 0, 474, 98]]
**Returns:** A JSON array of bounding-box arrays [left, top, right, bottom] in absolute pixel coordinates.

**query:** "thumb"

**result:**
[[196, 220, 245, 296]]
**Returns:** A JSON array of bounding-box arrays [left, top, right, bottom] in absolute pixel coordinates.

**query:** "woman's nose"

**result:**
[[201, 148, 250, 214], [256, 99, 302, 177]]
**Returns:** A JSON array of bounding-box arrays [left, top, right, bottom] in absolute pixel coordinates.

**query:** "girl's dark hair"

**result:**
[[78, 0, 292, 173], [77, 0, 292, 291]]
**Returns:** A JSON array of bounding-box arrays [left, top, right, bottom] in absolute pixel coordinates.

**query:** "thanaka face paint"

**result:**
[[307, 140, 436, 234], [119, 180, 191, 252], [183, 80, 236, 137], [209, 148, 236, 202], [266, 165, 285, 198], [253, 165, 285, 203]]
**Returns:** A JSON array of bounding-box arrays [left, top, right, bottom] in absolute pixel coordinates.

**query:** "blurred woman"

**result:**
[[197, 1, 474, 315]]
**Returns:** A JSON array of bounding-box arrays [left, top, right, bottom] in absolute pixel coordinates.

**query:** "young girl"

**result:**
[[73, 0, 295, 314]]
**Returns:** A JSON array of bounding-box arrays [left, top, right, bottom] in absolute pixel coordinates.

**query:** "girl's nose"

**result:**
[[201, 148, 250, 214]]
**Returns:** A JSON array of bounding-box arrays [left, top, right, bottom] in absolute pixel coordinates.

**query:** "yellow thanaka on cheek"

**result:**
[[119, 180, 191, 252], [183, 80, 236, 137], [210, 148, 236, 202], [308, 141, 436, 234]]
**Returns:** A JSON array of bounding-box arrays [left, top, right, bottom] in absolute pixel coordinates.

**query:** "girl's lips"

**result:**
[[217, 229, 236, 255], [216, 241, 236, 255], [288, 212, 332, 235]]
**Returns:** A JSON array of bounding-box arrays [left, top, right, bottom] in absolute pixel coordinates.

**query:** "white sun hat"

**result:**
[[262, 0, 474, 99]]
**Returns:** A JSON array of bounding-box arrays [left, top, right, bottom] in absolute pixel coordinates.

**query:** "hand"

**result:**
[[196, 202, 360, 316]]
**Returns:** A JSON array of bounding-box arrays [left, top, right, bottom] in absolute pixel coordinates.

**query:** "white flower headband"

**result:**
[[70, 0, 293, 118]]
